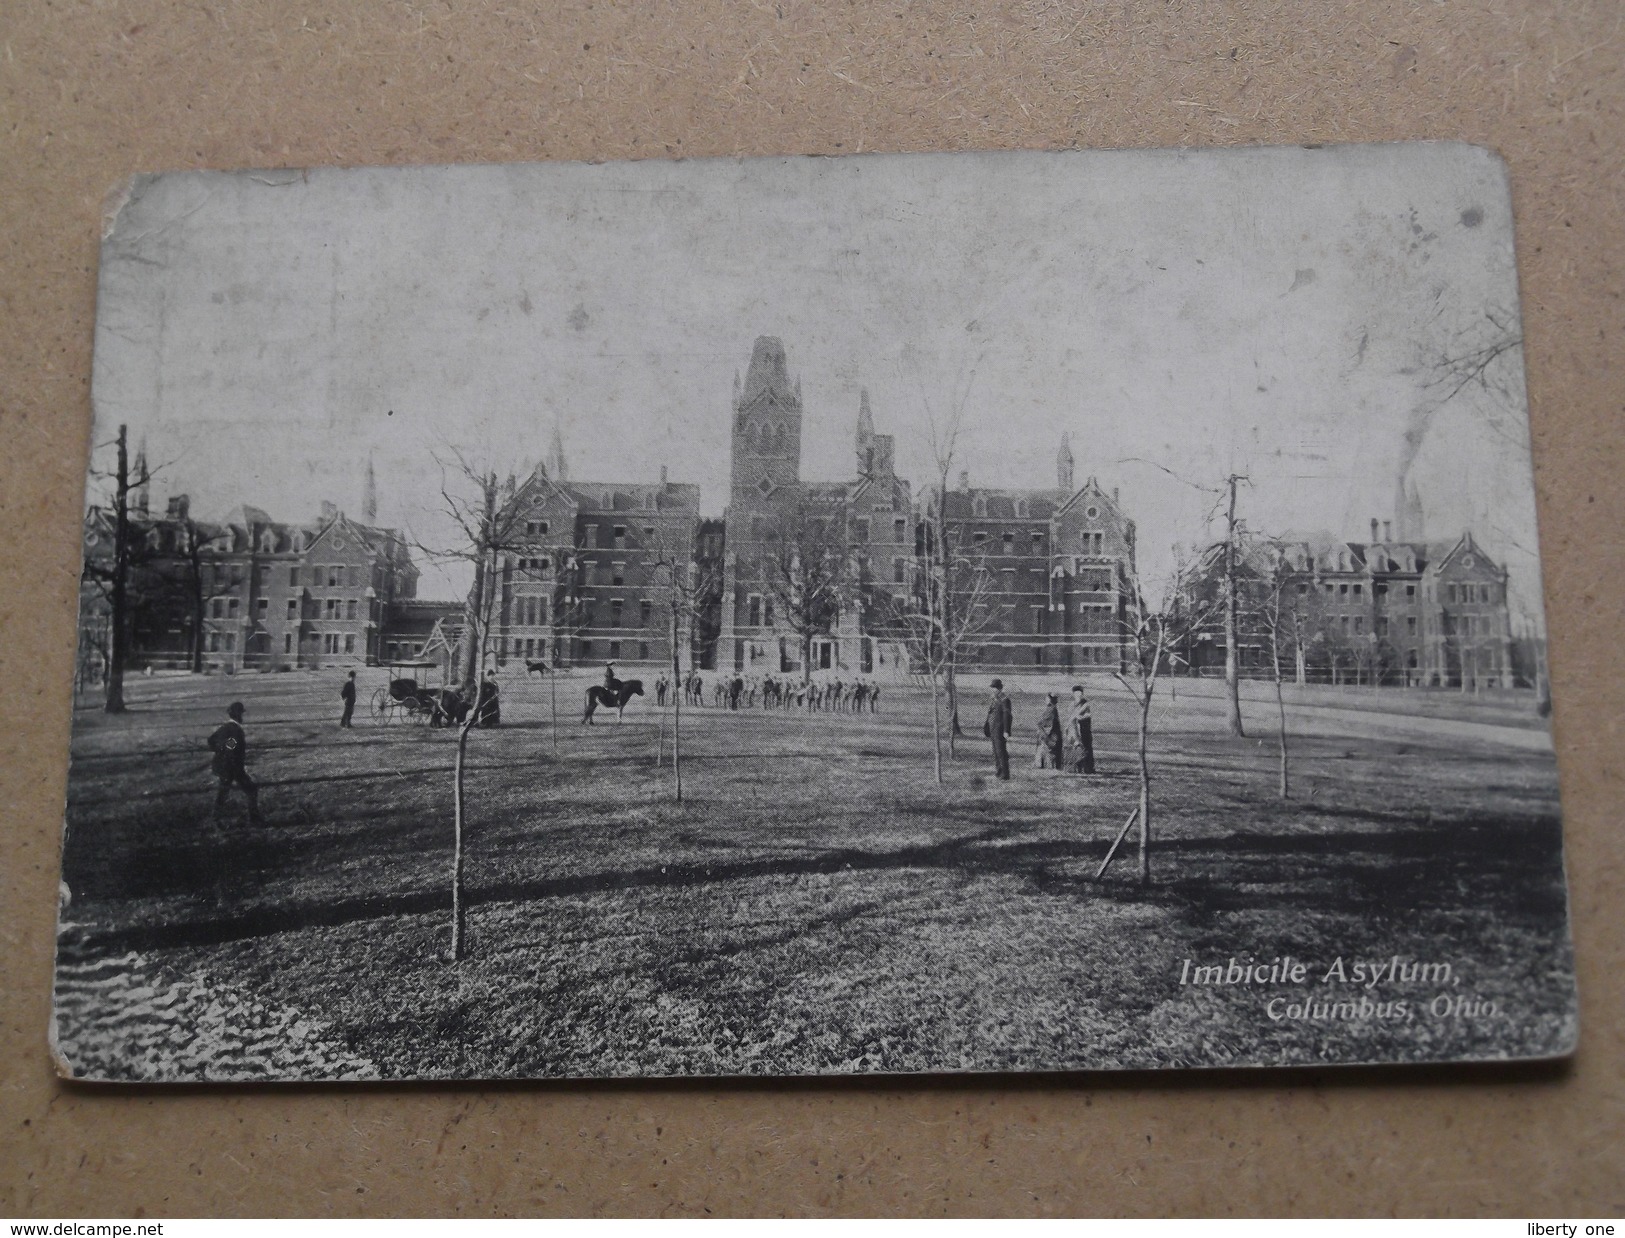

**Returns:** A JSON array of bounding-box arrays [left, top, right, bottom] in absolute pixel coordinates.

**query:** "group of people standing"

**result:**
[[653, 671, 882, 714], [983, 679, 1096, 782]]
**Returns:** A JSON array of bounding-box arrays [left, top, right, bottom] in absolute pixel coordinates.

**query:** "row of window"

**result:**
[[1306, 581, 1419, 600], [1447, 583, 1498, 605], [288, 565, 369, 589], [851, 518, 910, 543], [506, 636, 655, 661], [214, 597, 379, 623], [1299, 580, 1500, 605], [205, 631, 358, 656]]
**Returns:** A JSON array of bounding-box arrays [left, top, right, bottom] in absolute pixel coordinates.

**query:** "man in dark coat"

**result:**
[[339, 670, 356, 728], [208, 700, 262, 824], [984, 679, 1013, 781], [1069, 684, 1096, 774], [475, 670, 501, 727]]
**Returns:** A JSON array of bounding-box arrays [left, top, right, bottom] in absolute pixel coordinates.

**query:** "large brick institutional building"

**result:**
[[85, 335, 1522, 690], [713, 336, 1135, 677], [1181, 521, 1517, 688], [78, 450, 421, 677], [77, 338, 1137, 682]]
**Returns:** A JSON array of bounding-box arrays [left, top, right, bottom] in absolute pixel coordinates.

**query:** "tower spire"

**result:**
[[547, 421, 568, 482], [133, 436, 150, 517], [362, 453, 377, 523], [856, 387, 876, 476], [1057, 432, 1075, 491]]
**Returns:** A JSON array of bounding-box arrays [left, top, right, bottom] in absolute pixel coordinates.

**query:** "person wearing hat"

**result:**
[[208, 700, 262, 824], [1068, 684, 1095, 774], [984, 678, 1014, 781], [339, 670, 357, 728]]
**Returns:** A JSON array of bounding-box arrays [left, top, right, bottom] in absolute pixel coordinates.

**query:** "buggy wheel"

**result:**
[[371, 686, 392, 722]]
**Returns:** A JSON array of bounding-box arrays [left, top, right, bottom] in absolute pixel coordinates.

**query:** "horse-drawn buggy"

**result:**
[[372, 661, 461, 726], [370, 661, 500, 727]]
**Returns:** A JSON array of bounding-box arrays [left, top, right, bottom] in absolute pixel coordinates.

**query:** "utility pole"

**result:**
[[1223, 472, 1245, 737]]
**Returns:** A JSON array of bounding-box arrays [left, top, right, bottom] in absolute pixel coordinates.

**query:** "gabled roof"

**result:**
[[940, 487, 1068, 520], [1432, 531, 1501, 574]]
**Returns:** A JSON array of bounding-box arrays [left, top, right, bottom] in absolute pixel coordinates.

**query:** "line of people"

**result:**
[[653, 671, 882, 714]]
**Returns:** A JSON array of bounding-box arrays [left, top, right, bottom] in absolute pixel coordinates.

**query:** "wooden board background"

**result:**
[[2, 0, 1621, 1217]]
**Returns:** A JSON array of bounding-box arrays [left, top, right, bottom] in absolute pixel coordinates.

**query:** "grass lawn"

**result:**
[[54, 667, 1575, 1080]]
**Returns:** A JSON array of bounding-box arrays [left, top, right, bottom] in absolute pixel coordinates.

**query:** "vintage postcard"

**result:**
[[56, 143, 1574, 1081]]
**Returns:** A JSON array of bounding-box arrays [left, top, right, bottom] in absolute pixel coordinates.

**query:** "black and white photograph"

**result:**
[[57, 142, 1575, 1081]]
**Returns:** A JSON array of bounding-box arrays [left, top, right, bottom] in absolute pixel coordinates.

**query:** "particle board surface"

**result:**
[[1, 0, 1621, 1217]]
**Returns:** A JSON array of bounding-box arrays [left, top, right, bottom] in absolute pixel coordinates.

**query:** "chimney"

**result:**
[[166, 494, 190, 521], [958, 469, 970, 491], [1383, 520, 1392, 541], [1112, 487, 1119, 504], [320, 500, 338, 523], [1370, 518, 1379, 544], [660, 465, 668, 485]]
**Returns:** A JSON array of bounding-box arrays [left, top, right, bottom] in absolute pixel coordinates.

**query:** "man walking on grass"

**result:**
[[209, 700, 262, 825], [339, 670, 356, 728], [984, 678, 1013, 781]]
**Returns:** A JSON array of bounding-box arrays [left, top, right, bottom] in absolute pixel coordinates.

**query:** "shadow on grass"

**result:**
[[64, 811, 1565, 958]]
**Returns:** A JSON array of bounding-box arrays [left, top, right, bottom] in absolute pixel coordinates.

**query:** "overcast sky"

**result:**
[[90, 143, 1544, 627]]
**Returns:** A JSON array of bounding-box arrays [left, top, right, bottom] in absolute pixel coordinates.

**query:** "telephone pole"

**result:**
[[1223, 472, 1245, 738]]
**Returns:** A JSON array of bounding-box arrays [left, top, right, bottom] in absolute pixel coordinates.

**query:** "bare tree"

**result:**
[[1249, 543, 1309, 799], [1220, 472, 1249, 737], [1109, 554, 1215, 884], [1120, 458, 1250, 736], [880, 524, 1000, 782], [81, 425, 166, 712], [746, 500, 860, 688], [903, 350, 983, 740], [414, 452, 531, 961], [645, 519, 721, 802]]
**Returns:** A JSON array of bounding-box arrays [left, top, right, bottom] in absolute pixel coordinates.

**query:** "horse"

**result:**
[[524, 658, 551, 677], [583, 679, 643, 724]]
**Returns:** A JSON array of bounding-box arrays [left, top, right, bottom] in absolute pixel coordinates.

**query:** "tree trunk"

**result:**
[[1223, 474, 1244, 737], [671, 608, 683, 801], [929, 666, 944, 784], [451, 715, 471, 960], [1272, 627, 1290, 799], [1136, 687, 1152, 884], [460, 558, 484, 687], [105, 425, 129, 713]]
